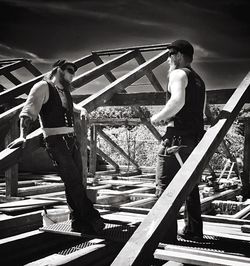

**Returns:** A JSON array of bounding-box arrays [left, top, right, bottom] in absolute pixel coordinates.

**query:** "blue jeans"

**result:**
[[44, 134, 100, 224], [155, 128, 203, 241]]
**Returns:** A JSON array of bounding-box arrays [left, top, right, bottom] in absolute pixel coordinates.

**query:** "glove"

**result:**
[[7, 137, 26, 149]]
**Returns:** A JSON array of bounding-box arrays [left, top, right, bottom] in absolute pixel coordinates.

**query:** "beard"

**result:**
[[58, 71, 71, 90], [168, 60, 180, 73]]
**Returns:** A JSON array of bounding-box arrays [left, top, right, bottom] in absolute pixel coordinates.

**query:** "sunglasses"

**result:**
[[65, 68, 75, 75], [168, 50, 178, 57]]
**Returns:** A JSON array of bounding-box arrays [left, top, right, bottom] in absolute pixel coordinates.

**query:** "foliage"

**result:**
[[94, 105, 246, 171], [90, 106, 151, 119]]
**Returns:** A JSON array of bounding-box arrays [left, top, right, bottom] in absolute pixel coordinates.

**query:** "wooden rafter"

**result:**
[[97, 127, 140, 170], [87, 139, 120, 171], [76, 49, 169, 124], [91, 52, 162, 141], [0, 54, 94, 105]]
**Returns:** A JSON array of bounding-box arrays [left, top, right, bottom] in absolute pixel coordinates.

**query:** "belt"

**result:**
[[61, 132, 76, 138], [45, 132, 76, 140]]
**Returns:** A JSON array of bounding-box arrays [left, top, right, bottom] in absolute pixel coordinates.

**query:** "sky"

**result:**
[[0, 0, 250, 92]]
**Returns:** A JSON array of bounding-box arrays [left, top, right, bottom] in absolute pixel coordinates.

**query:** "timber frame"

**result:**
[[0, 45, 250, 265]]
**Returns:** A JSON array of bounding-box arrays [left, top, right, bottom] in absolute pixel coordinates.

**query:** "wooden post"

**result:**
[[89, 125, 97, 177], [4, 117, 19, 197], [242, 117, 250, 198], [74, 115, 88, 187]]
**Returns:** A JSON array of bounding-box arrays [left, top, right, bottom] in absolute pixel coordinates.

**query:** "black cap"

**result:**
[[53, 59, 78, 72], [167, 40, 194, 59]]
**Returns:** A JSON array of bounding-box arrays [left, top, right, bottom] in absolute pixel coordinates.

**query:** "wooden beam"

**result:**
[[73, 51, 136, 89], [111, 72, 250, 265], [4, 116, 19, 197], [3, 72, 21, 85], [93, 43, 170, 56], [134, 51, 164, 92], [0, 88, 241, 128], [23, 60, 42, 76], [77, 50, 168, 142], [89, 118, 142, 126], [89, 125, 97, 176], [92, 52, 162, 142], [74, 115, 88, 187], [87, 140, 120, 171], [76, 50, 169, 112], [72, 89, 240, 107], [0, 59, 26, 75], [97, 127, 140, 170], [0, 103, 25, 126], [0, 54, 94, 104], [242, 117, 250, 198], [0, 129, 42, 172], [154, 244, 250, 266]]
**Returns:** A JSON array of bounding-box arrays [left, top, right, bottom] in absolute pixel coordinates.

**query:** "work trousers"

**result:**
[[155, 128, 203, 242], [44, 134, 100, 224]]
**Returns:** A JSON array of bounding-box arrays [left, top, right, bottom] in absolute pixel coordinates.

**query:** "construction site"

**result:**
[[0, 44, 250, 266]]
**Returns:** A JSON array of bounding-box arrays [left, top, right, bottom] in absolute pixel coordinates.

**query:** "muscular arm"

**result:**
[[151, 69, 187, 124]]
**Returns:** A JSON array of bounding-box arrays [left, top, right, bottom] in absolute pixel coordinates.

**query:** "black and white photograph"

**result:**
[[0, 1, 250, 265]]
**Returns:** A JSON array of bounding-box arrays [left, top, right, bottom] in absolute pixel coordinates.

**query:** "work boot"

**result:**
[[90, 217, 105, 233], [71, 219, 94, 234], [178, 228, 203, 242]]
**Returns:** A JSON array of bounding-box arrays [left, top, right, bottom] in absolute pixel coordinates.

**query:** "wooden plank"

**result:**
[[4, 116, 19, 197], [73, 50, 136, 88], [0, 54, 94, 104], [154, 245, 250, 266], [73, 89, 239, 107], [0, 198, 63, 212], [87, 140, 120, 171], [89, 125, 97, 176], [111, 72, 250, 265], [22, 60, 42, 76], [0, 88, 240, 128], [0, 128, 42, 172], [97, 127, 140, 169], [93, 43, 170, 56], [202, 214, 250, 225], [134, 51, 164, 92], [17, 183, 65, 197], [74, 115, 88, 186], [3, 72, 21, 85], [0, 59, 26, 75], [0, 211, 42, 238], [243, 117, 250, 197]]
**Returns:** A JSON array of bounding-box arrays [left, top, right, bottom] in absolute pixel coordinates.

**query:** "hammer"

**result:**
[[165, 145, 187, 166]]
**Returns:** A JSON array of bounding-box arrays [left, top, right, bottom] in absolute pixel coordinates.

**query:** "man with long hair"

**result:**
[[9, 60, 105, 234]]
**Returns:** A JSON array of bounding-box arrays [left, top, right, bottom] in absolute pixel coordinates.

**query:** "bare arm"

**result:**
[[151, 69, 187, 124]]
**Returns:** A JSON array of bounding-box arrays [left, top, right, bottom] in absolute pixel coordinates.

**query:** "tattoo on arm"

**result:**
[[20, 116, 32, 138]]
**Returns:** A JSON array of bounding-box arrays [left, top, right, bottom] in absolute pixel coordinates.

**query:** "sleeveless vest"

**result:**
[[40, 81, 74, 128], [168, 67, 205, 137]]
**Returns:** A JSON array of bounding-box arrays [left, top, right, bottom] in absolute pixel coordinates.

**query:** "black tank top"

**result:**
[[169, 67, 205, 138]]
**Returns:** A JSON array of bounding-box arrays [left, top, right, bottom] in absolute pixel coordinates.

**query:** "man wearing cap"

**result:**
[[8, 60, 105, 234], [151, 40, 206, 242]]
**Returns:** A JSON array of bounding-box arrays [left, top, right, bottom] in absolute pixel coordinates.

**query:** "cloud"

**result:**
[[0, 43, 49, 63]]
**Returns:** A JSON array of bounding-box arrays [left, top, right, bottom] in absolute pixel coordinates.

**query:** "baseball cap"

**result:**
[[167, 40, 194, 59], [53, 59, 78, 72]]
